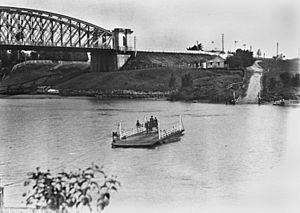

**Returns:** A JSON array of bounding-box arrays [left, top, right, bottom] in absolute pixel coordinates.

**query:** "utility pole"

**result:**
[[211, 41, 214, 51], [134, 36, 137, 57], [221, 33, 224, 52], [276, 42, 279, 57], [0, 186, 3, 207], [234, 40, 238, 50]]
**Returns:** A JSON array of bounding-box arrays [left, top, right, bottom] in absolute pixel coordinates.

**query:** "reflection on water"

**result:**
[[0, 99, 300, 212]]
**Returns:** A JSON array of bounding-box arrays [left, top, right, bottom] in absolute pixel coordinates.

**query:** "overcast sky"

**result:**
[[1, 0, 300, 58]]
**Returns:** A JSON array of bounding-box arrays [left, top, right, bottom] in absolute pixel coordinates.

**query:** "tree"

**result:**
[[279, 72, 292, 86], [291, 73, 300, 87], [187, 43, 203, 51], [181, 73, 193, 88], [226, 49, 254, 69], [268, 77, 277, 91], [168, 73, 176, 88], [256, 49, 262, 58], [23, 163, 120, 212]]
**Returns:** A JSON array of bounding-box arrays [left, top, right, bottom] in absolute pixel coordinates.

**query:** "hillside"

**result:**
[[122, 51, 214, 70], [0, 60, 243, 102], [259, 58, 300, 100], [0, 62, 89, 94], [56, 67, 242, 91]]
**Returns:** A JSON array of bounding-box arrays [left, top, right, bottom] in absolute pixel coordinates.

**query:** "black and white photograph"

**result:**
[[0, 0, 300, 212]]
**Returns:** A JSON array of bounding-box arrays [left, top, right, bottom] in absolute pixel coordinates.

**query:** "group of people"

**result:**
[[136, 115, 158, 133]]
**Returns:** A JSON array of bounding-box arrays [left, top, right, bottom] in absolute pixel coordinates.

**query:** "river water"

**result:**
[[0, 98, 300, 213]]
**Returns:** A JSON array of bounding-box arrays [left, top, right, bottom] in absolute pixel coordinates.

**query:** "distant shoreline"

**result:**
[[0, 94, 168, 101], [0, 94, 89, 99], [0, 94, 215, 103]]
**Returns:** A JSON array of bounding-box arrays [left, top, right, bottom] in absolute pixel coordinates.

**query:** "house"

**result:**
[[206, 56, 226, 69]]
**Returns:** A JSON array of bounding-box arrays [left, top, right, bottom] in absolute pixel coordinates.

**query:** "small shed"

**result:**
[[206, 56, 225, 69]]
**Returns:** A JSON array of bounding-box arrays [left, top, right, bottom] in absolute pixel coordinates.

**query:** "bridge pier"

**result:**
[[90, 50, 117, 72], [90, 50, 132, 72]]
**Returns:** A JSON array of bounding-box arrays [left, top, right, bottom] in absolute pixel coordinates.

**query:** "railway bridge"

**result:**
[[0, 6, 134, 72]]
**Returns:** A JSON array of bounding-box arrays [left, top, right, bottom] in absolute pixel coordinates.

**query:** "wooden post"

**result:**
[[0, 187, 4, 207], [179, 115, 184, 131], [158, 122, 161, 139], [118, 122, 122, 139]]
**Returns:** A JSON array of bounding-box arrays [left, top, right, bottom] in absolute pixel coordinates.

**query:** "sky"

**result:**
[[1, 0, 300, 58]]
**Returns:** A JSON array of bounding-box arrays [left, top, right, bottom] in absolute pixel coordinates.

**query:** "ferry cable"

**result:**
[[1, 144, 99, 188]]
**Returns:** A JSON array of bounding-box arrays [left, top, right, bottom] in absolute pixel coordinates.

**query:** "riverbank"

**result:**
[[259, 58, 300, 101], [0, 62, 245, 103]]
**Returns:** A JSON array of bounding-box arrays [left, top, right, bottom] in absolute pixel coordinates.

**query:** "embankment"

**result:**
[[0, 51, 245, 102], [121, 51, 214, 70], [259, 58, 300, 101]]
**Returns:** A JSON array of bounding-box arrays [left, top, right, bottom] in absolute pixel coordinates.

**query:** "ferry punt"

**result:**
[[111, 116, 185, 148]]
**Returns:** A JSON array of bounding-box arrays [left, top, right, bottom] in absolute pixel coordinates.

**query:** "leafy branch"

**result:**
[[23, 163, 120, 212]]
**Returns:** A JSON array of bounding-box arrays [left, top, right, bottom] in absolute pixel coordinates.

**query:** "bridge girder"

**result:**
[[0, 6, 114, 50]]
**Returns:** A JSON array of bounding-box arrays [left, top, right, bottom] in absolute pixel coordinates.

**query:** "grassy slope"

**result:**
[[0, 64, 55, 87], [0, 63, 89, 88], [0, 65, 243, 102], [259, 58, 299, 74], [0, 51, 243, 102], [259, 58, 300, 100], [122, 51, 213, 70], [55, 67, 243, 102], [57, 67, 197, 91]]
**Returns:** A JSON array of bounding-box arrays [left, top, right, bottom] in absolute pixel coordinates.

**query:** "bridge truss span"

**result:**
[[0, 6, 114, 50]]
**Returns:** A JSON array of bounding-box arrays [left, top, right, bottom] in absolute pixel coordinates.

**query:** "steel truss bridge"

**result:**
[[0, 6, 114, 51]]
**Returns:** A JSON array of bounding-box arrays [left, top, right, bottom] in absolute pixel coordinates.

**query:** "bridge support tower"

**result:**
[[90, 28, 134, 72]]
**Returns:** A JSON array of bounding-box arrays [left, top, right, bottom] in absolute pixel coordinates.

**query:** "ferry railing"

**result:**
[[158, 115, 184, 139], [118, 123, 146, 139]]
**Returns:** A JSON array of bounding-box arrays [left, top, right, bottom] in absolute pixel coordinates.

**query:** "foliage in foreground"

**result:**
[[23, 163, 120, 212]]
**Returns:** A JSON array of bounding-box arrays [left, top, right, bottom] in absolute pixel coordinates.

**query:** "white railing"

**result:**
[[117, 115, 184, 140], [159, 125, 182, 139], [118, 122, 145, 139], [158, 115, 184, 139], [122, 126, 146, 138]]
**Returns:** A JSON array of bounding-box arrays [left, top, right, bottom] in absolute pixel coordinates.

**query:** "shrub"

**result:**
[[23, 163, 120, 212], [226, 49, 254, 69], [168, 73, 176, 88], [279, 72, 292, 86], [181, 73, 193, 88]]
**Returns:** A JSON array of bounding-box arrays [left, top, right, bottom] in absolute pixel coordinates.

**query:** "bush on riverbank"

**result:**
[[260, 58, 300, 100]]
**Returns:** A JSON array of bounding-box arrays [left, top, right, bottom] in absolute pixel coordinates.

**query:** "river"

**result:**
[[0, 98, 300, 213]]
